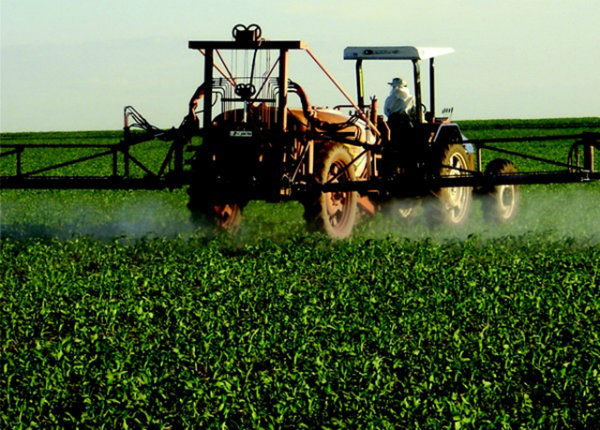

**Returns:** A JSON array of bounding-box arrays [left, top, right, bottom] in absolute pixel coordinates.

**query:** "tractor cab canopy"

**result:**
[[343, 46, 454, 122], [343, 46, 454, 61]]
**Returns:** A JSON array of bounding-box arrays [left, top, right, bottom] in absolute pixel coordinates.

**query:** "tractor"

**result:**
[[185, 25, 517, 237]]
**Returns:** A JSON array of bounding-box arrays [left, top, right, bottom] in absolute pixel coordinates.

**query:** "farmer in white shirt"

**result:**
[[385, 77, 415, 118], [384, 77, 415, 140]]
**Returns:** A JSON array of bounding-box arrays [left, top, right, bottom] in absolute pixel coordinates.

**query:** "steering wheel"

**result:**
[[421, 103, 436, 122]]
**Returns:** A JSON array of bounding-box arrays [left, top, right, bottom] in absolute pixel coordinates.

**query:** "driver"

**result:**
[[384, 77, 415, 122]]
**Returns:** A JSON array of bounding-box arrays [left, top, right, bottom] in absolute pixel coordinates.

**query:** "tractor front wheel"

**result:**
[[187, 195, 244, 233], [426, 143, 473, 226], [303, 143, 358, 239], [482, 159, 519, 222]]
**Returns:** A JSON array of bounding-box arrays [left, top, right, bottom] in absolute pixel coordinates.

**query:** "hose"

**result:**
[[288, 81, 360, 134]]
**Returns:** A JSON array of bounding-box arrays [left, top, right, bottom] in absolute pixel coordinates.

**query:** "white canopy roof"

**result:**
[[344, 46, 454, 61]]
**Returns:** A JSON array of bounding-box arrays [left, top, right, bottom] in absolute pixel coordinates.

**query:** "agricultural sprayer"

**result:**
[[1, 24, 598, 238]]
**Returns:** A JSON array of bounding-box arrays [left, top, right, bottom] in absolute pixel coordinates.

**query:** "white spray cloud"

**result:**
[[360, 186, 600, 243], [1, 187, 598, 243]]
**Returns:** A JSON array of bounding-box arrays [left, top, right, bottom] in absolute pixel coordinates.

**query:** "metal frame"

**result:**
[[317, 132, 600, 194], [0, 107, 189, 189]]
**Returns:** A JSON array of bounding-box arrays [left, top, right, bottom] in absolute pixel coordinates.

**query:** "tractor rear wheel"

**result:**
[[303, 143, 358, 239], [426, 143, 473, 226], [482, 159, 519, 222], [187, 147, 244, 233], [187, 195, 244, 233]]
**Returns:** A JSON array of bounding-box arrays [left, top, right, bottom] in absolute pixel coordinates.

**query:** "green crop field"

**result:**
[[1, 118, 600, 429]]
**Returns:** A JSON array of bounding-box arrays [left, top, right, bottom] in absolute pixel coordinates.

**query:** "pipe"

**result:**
[[429, 58, 435, 120], [197, 49, 236, 86], [305, 48, 380, 137]]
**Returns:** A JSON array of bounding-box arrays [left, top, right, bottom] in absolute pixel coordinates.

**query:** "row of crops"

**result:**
[[1, 118, 599, 428], [2, 235, 599, 428]]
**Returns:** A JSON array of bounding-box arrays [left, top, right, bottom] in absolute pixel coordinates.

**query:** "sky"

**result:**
[[1, 0, 599, 132]]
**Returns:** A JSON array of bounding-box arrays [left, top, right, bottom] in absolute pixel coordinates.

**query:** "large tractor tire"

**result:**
[[482, 158, 519, 223], [303, 143, 358, 239], [187, 148, 244, 233], [426, 143, 473, 226], [187, 188, 244, 233]]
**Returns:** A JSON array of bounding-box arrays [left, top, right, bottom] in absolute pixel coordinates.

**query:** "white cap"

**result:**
[[388, 77, 407, 87]]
